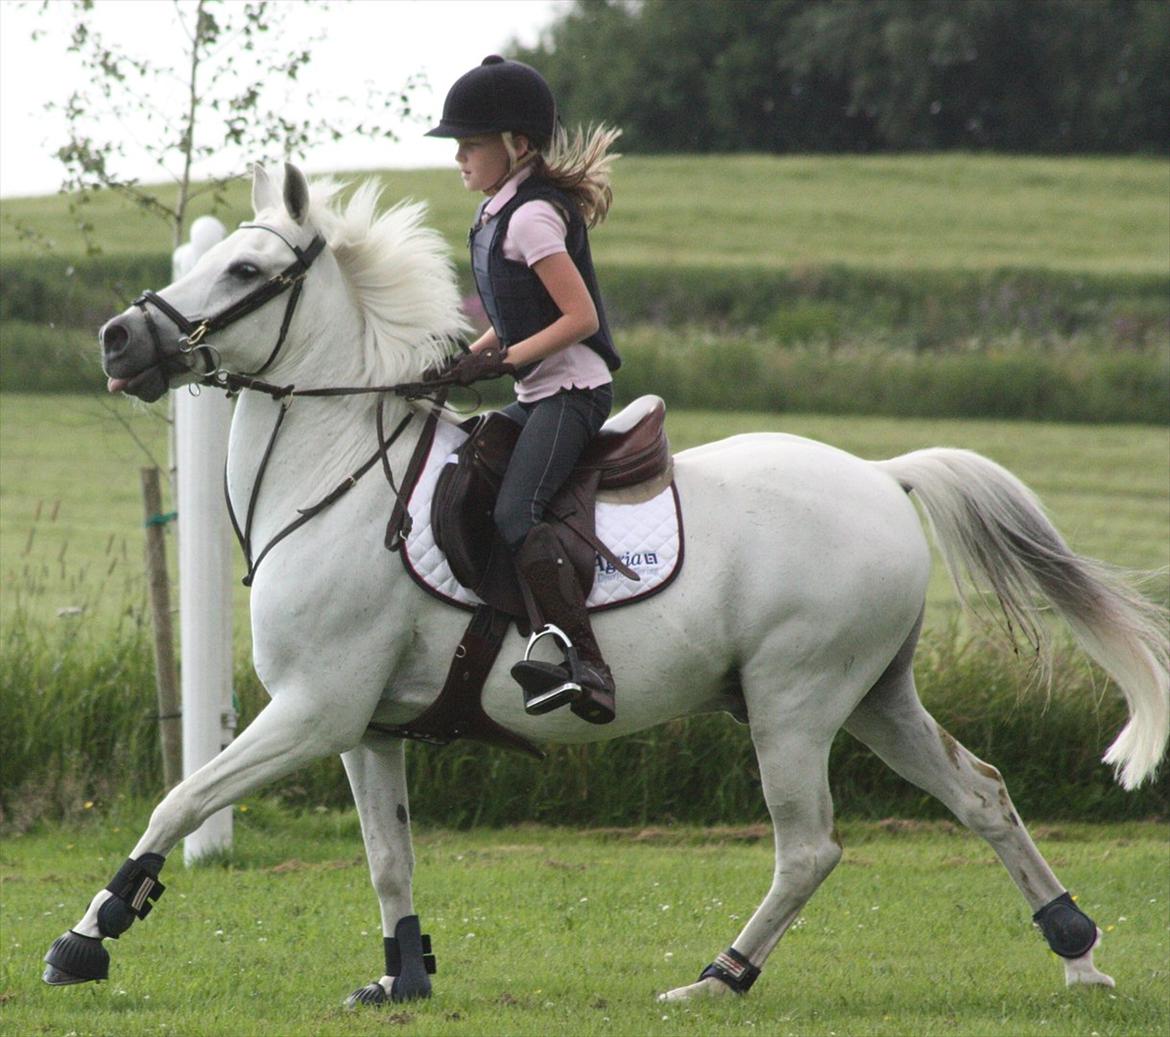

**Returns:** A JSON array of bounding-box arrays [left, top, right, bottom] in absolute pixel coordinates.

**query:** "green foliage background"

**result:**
[[513, 0, 1170, 154]]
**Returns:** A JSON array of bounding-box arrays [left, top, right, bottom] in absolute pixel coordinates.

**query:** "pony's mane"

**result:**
[[303, 178, 469, 383]]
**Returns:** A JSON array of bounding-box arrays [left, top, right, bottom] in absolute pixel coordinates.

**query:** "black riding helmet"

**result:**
[[426, 55, 556, 147]]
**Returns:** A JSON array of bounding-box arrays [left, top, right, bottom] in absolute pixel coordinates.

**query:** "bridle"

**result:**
[[127, 219, 465, 586], [132, 223, 327, 381]]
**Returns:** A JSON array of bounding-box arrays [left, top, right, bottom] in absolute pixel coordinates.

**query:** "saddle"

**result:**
[[430, 395, 671, 620]]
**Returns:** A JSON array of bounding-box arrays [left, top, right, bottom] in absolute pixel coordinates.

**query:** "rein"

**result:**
[[217, 374, 453, 587]]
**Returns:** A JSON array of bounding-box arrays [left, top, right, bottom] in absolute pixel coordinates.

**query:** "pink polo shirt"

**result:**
[[481, 167, 613, 404]]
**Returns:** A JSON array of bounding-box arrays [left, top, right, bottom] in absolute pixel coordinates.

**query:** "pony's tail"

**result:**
[[874, 448, 1169, 790]]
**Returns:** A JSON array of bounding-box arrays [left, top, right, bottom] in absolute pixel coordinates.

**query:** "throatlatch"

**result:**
[[1033, 892, 1098, 959], [699, 946, 761, 993]]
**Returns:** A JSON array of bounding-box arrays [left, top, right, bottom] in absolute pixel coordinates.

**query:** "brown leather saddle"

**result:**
[[430, 394, 671, 619]]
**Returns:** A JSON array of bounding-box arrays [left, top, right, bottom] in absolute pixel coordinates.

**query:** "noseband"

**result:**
[[133, 223, 327, 381]]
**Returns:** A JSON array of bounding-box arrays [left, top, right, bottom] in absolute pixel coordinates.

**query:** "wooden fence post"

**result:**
[[141, 466, 181, 789]]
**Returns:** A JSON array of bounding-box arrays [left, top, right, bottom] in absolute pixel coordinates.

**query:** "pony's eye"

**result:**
[[229, 261, 261, 280]]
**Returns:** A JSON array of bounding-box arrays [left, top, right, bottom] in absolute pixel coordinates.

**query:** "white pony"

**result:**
[[47, 163, 1167, 1005]]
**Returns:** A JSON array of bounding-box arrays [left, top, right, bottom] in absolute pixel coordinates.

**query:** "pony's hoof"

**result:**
[[345, 980, 388, 1007], [658, 976, 733, 1002], [1064, 929, 1116, 988], [43, 931, 109, 984]]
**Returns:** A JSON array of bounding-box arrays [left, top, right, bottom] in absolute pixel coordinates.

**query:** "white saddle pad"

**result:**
[[401, 420, 683, 612]]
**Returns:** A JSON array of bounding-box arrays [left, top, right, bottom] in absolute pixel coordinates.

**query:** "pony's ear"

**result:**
[[251, 163, 278, 215], [283, 163, 310, 226]]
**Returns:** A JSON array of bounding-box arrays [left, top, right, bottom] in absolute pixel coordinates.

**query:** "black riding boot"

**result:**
[[510, 523, 615, 724]]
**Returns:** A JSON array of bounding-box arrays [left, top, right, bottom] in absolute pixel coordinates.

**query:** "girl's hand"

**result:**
[[448, 346, 516, 386]]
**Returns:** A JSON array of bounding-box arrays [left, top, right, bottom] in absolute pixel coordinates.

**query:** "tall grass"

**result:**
[[2, 612, 1165, 829]]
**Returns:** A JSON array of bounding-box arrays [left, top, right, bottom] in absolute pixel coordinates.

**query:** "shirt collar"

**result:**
[[483, 164, 535, 219]]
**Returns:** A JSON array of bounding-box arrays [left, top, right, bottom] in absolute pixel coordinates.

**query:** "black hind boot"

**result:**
[[510, 523, 615, 724]]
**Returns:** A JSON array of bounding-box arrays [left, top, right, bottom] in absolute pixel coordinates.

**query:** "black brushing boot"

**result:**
[[510, 523, 615, 724]]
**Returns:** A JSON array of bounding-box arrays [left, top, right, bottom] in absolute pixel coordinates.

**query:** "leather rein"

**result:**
[[133, 220, 457, 587]]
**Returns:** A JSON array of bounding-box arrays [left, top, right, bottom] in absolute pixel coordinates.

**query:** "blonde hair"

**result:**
[[504, 124, 622, 229]]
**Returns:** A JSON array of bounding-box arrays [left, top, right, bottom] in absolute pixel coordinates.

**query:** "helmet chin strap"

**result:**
[[486, 134, 538, 195]]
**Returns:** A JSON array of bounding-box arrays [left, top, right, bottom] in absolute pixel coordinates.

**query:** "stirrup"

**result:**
[[512, 624, 583, 715]]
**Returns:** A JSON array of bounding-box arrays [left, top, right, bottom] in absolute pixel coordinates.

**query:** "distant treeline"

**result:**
[[513, 0, 1169, 154]]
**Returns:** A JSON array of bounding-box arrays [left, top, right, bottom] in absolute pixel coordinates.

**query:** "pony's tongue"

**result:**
[[107, 376, 131, 393]]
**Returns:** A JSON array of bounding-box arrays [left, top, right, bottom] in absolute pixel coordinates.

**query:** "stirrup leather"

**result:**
[[512, 624, 583, 715]]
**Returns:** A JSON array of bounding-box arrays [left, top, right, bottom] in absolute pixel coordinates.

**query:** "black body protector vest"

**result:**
[[470, 178, 620, 381]]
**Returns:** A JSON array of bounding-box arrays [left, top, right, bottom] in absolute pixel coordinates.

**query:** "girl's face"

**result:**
[[455, 135, 509, 193]]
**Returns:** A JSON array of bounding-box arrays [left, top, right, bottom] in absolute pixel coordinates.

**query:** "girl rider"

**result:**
[[426, 56, 622, 724]]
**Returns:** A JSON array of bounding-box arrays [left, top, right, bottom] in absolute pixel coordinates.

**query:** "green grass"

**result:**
[[3, 155, 1168, 274], [1, 814, 1167, 1036]]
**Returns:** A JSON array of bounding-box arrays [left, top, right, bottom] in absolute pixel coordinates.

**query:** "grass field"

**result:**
[[3, 154, 1168, 274], [3, 393, 1167, 636], [0, 814, 1166, 1036]]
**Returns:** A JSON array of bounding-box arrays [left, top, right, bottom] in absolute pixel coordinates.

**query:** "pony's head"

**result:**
[[100, 162, 469, 402]]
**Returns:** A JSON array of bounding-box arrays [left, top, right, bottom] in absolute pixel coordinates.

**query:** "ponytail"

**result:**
[[532, 124, 622, 228]]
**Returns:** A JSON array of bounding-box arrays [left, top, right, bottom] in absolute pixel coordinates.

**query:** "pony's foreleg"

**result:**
[[45, 691, 373, 986], [341, 734, 435, 1007], [661, 731, 841, 1002], [844, 668, 1115, 988]]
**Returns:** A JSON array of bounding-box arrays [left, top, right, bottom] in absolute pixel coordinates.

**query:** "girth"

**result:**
[[369, 605, 544, 759]]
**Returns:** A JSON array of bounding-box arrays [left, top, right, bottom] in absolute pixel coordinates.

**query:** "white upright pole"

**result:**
[[172, 216, 237, 864]]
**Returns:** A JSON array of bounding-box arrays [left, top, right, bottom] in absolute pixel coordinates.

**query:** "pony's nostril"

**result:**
[[101, 320, 129, 356]]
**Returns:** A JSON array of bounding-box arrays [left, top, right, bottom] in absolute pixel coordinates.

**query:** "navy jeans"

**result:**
[[494, 385, 614, 553]]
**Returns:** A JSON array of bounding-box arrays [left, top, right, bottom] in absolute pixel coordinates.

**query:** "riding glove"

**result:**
[[448, 347, 516, 386]]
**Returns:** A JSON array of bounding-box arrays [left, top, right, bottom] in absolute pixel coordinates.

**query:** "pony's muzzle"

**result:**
[[99, 308, 181, 402]]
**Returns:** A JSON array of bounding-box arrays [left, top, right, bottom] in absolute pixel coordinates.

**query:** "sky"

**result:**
[[0, 0, 566, 198]]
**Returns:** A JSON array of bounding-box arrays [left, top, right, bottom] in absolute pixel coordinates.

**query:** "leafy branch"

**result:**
[[32, 0, 424, 252]]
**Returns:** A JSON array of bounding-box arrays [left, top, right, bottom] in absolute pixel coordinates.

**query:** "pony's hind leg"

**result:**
[[843, 662, 1115, 988], [341, 734, 435, 1007], [661, 728, 842, 1001]]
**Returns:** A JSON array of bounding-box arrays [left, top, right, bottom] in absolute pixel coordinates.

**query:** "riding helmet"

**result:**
[[426, 55, 556, 146]]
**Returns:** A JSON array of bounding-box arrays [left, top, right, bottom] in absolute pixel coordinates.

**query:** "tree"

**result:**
[[511, 0, 1170, 155], [33, 0, 422, 252]]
